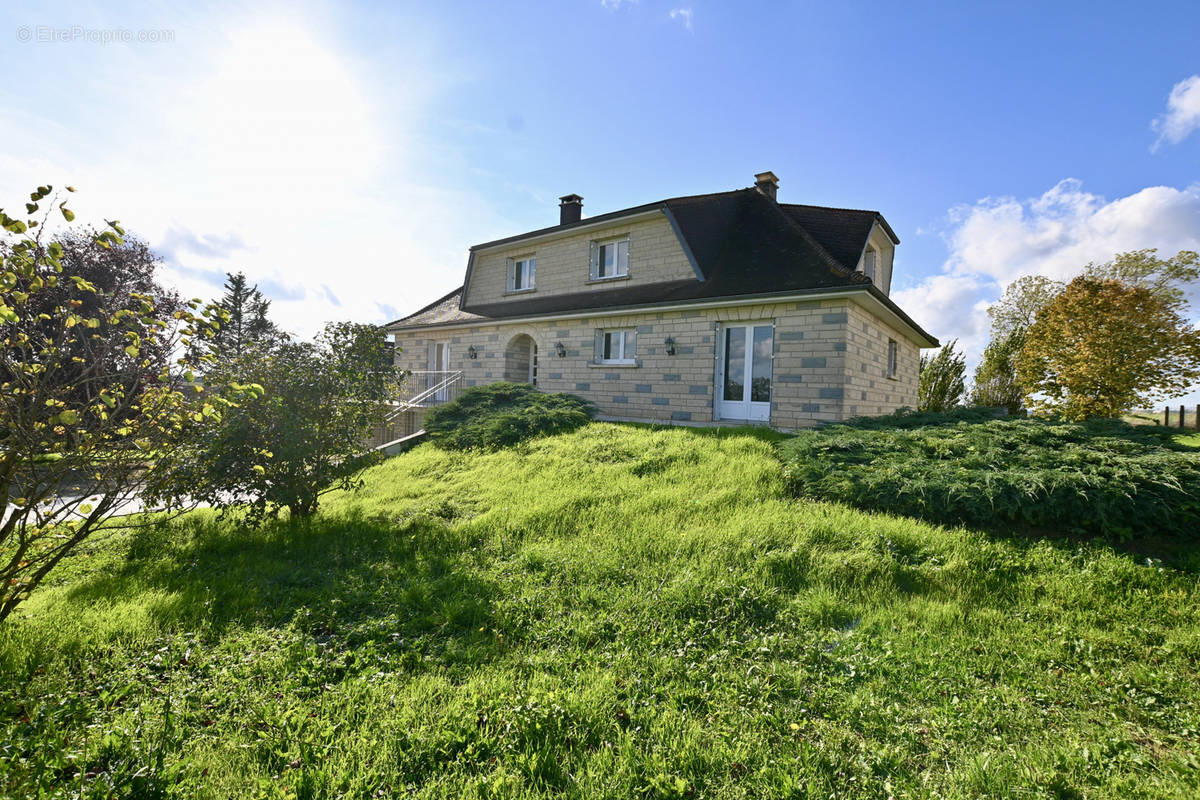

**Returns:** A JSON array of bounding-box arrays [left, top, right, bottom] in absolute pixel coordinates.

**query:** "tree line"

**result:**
[[919, 249, 1200, 420]]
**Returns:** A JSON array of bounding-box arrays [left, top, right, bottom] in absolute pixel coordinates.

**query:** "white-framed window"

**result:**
[[590, 235, 630, 280], [506, 255, 536, 292], [594, 329, 637, 364], [887, 338, 898, 379], [863, 248, 877, 282]]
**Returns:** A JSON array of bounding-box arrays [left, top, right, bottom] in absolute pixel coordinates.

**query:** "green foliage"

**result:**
[[988, 274, 1065, 341], [1016, 276, 1200, 420], [204, 271, 283, 364], [1083, 248, 1200, 308], [2, 424, 1200, 797], [0, 185, 249, 625], [160, 322, 396, 522], [424, 382, 594, 450], [918, 338, 966, 412], [971, 330, 1025, 414], [837, 405, 1008, 430], [779, 413, 1200, 539]]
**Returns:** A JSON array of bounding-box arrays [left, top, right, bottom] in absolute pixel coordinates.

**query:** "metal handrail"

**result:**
[[383, 371, 462, 423]]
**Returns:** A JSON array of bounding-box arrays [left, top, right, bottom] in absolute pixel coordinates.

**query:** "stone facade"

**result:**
[[391, 295, 920, 430], [464, 213, 697, 306]]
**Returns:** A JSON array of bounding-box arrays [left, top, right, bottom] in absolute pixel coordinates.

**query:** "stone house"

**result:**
[[385, 172, 938, 429]]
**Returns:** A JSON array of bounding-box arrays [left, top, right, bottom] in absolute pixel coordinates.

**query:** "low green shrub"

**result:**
[[424, 382, 595, 450], [779, 413, 1200, 538], [845, 405, 1011, 430]]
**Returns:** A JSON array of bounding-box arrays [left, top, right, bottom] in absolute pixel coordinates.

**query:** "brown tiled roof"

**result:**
[[388, 185, 935, 345], [780, 203, 895, 271]]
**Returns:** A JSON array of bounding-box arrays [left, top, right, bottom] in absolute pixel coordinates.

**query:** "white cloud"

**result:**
[[601, 0, 638, 9], [669, 7, 694, 30], [0, 8, 498, 339], [1152, 75, 1200, 150], [897, 179, 1200, 399]]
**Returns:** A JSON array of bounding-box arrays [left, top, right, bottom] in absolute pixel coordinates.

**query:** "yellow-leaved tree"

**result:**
[[1016, 275, 1200, 420]]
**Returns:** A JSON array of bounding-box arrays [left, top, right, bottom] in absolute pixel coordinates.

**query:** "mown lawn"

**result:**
[[2, 423, 1199, 798]]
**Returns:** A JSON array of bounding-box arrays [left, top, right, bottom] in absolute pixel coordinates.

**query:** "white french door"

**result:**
[[432, 342, 450, 400], [716, 323, 773, 422]]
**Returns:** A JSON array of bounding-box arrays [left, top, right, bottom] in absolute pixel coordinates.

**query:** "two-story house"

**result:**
[[386, 172, 938, 429]]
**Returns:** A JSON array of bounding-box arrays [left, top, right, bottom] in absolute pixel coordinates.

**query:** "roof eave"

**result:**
[[875, 213, 900, 245], [390, 284, 938, 348], [863, 284, 938, 347]]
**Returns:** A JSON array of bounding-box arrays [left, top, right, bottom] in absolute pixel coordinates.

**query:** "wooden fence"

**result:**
[[1162, 405, 1200, 429]]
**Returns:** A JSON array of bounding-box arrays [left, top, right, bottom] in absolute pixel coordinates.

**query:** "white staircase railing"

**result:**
[[370, 371, 464, 449]]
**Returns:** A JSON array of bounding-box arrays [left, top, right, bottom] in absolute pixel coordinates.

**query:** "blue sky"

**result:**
[[4, 0, 1200, 401]]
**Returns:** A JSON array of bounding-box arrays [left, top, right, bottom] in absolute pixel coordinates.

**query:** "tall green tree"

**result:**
[[970, 274, 1068, 412], [971, 331, 1025, 415], [988, 274, 1065, 341], [919, 339, 967, 412], [210, 271, 280, 361], [1016, 276, 1200, 420]]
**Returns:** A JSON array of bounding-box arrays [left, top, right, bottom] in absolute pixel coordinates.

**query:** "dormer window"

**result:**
[[863, 248, 877, 282], [590, 235, 630, 280], [506, 255, 536, 293]]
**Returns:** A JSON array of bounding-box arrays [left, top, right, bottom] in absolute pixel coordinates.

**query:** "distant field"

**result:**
[[2, 423, 1199, 798]]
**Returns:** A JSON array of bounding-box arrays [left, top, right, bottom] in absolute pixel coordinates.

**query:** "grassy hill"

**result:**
[[2, 423, 1199, 798]]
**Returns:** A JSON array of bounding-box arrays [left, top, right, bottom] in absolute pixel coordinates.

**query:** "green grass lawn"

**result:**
[[3, 423, 1199, 798], [1175, 431, 1200, 448]]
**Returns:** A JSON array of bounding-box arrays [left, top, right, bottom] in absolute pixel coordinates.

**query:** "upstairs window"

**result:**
[[595, 329, 637, 364], [506, 256, 536, 292], [590, 235, 630, 280], [863, 248, 877, 282], [887, 338, 898, 379]]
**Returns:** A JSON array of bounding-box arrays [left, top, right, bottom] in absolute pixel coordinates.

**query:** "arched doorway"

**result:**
[[503, 334, 538, 386]]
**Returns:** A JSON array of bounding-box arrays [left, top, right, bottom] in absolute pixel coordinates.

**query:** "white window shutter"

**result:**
[[528, 257, 535, 288], [506, 257, 515, 292], [594, 330, 604, 362], [427, 341, 436, 370], [621, 235, 631, 274], [626, 329, 637, 360], [589, 241, 599, 280]]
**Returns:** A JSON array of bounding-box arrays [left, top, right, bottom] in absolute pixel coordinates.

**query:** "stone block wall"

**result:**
[[391, 297, 926, 430], [464, 213, 697, 306]]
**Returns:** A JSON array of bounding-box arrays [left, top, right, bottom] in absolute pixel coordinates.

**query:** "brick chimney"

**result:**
[[559, 194, 583, 225], [754, 171, 779, 201]]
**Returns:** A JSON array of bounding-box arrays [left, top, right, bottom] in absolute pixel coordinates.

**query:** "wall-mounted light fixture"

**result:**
[[555, 341, 567, 357], [664, 337, 676, 356], [466, 345, 478, 359]]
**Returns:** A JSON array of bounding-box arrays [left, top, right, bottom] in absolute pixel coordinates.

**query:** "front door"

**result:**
[[717, 323, 773, 422], [529, 340, 538, 386]]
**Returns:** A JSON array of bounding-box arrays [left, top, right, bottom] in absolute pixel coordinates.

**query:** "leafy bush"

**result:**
[[425, 382, 594, 450], [779, 413, 1200, 539], [157, 322, 395, 522]]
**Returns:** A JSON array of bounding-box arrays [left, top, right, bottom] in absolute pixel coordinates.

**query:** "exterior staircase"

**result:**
[[368, 370, 463, 452]]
